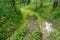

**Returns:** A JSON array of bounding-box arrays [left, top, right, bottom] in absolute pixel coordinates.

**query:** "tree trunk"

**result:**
[[10, 0, 21, 14], [10, 0, 15, 7], [53, 0, 58, 8], [27, 0, 30, 5], [40, 0, 43, 7]]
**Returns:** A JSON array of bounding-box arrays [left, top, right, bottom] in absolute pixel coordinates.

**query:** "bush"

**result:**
[[0, 0, 23, 40]]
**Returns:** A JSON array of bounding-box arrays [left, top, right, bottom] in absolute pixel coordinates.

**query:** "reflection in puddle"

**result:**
[[45, 22, 54, 34], [40, 21, 55, 40]]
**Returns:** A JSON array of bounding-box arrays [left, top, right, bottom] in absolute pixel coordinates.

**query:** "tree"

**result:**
[[53, 0, 58, 8], [40, 0, 43, 7], [10, 0, 21, 14], [10, 0, 15, 7], [27, 0, 30, 5]]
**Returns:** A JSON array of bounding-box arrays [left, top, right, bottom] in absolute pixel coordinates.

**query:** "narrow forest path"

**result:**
[[20, 8, 55, 40], [21, 8, 41, 40], [20, 8, 50, 40], [7, 7, 55, 40]]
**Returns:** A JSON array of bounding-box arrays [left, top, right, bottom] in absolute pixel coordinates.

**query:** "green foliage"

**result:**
[[7, 27, 28, 40], [28, 29, 41, 40], [26, 0, 60, 29], [7, 27, 41, 40], [0, 0, 60, 40], [0, 0, 23, 40], [49, 31, 60, 40], [22, 0, 60, 40]]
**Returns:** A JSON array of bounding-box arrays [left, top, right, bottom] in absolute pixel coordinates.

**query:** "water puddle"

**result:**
[[40, 21, 55, 40], [45, 22, 54, 34]]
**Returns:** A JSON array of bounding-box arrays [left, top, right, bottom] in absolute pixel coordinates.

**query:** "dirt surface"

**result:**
[[24, 15, 40, 40]]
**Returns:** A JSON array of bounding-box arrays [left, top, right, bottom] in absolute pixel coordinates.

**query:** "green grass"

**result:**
[[49, 30, 60, 40]]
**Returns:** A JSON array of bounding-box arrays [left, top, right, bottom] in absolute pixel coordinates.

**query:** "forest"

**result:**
[[0, 0, 60, 40]]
